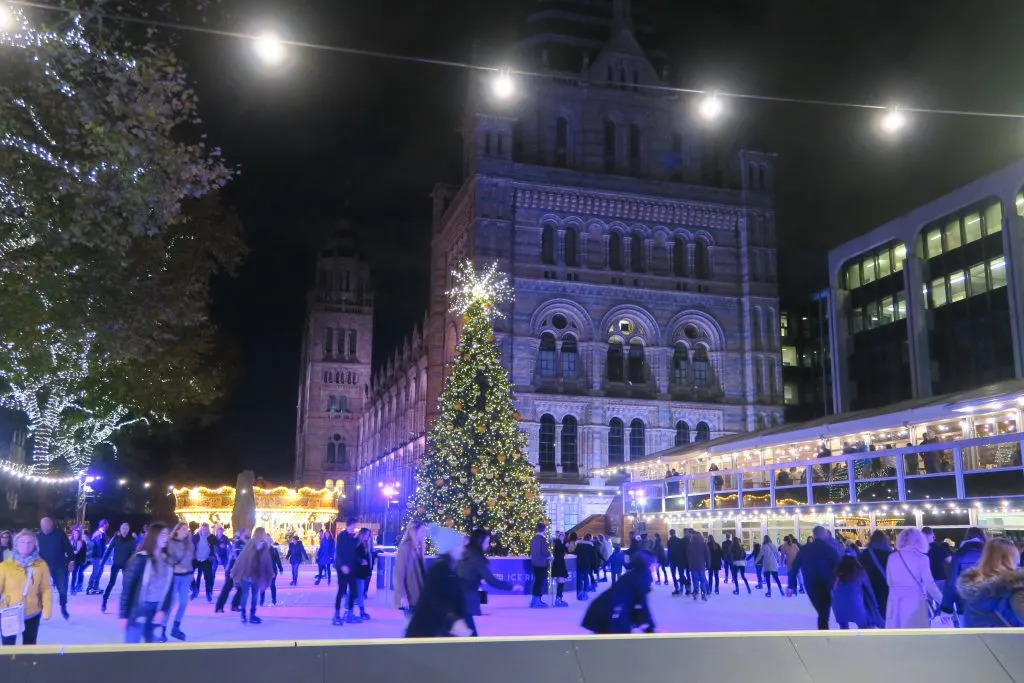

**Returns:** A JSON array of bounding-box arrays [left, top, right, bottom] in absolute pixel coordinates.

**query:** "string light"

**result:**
[[0, 459, 79, 484], [10, 0, 1024, 125], [880, 106, 907, 134]]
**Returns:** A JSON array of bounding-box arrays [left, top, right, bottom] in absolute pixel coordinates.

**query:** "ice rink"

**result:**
[[25, 565, 853, 646]]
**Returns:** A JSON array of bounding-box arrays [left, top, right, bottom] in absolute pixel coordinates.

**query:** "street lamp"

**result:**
[[253, 31, 287, 67], [378, 481, 400, 545]]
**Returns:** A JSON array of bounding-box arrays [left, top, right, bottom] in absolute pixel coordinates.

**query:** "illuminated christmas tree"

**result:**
[[408, 261, 546, 555]]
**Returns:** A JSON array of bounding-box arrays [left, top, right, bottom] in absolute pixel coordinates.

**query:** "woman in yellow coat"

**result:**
[[0, 530, 53, 646]]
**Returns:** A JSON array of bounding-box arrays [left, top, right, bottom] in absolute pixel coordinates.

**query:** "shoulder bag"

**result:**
[[0, 567, 33, 637], [896, 550, 939, 624]]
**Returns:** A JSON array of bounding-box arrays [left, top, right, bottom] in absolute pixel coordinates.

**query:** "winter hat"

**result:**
[[428, 524, 466, 556]]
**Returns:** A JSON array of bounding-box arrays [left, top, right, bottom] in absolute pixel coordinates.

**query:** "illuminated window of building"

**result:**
[[949, 270, 967, 303], [781, 345, 797, 367], [963, 212, 982, 244], [984, 202, 1003, 236], [560, 336, 578, 378], [608, 418, 624, 465], [784, 383, 797, 405], [969, 262, 987, 296], [675, 421, 690, 446], [538, 332, 557, 378], [930, 277, 947, 308], [539, 415, 556, 472], [990, 256, 1007, 289]]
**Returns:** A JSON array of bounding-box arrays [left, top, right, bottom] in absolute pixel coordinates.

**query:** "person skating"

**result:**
[[758, 536, 784, 597], [405, 525, 472, 638], [332, 517, 360, 625], [0, 530, 53, 646], [582, 550, 656, 634], [261, 541, 283, 608], [165, 523, 194, 640], [211, 525, 232, 592], [787, 525, 841, 630], [456, 528, 513, 636], [286, 535, 308, 586], [686, 530, 711, 601], [214, 528, 249, 613], [574, 533, 594, 601], [955, 537, 1024, 627], [69, 526, 88, 595], [231, 527, 276, 625], [667, 529, 685, 596], [101, 522, 136, 613], [120, 524, 173, 644], [37, 517, 73, 620], [191, 522, 217, 602], [707, 535, 723, 595], [551, 531, 569, 607], [315, 529, 334, 586], [529, 523, 551, 608], [352, 529, 374, 621], [730, 537, 751, 594], [394, 521, 427, 619]]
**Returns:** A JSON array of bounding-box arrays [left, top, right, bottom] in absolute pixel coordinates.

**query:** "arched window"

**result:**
[[629, 418, 645, 460], [606, 338, 624, 382], [336, 371, 341, 383], [539, 414, 556, 472], [538, 332, 557, 379], [324, 328, 333, 356], [673, 238, 686, 277], [563, 227, 578, 267], [541, 224, 556, 265], [695, 422, 711, 442], [338, 395, 349, 413], [322, 371, 330, 383], [629, 233, 644, 272], [337, 329, 346, 356], [604, 121, 616, 173], [672, 343, 689, 385], [326, 440, 336, 464], [560, 335, 578, 378], [555, 117, 568, 168], [608, 418, 624, 465], [609, 232, 624, 271], [675, 421, 690, 446], [628, 339, 645, 383], [628, 123, 642, 176], [326, 395, 336, 412], [693, 345, 711, 387], [561, 416, 578, 473], [694, 240, 710, 279], [327, 433, 345, 465]]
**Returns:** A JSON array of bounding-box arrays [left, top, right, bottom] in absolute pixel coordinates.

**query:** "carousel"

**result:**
[[172, 479, 343, 546]]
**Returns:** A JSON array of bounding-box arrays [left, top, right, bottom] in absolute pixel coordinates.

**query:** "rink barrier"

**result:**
[[1, 630, 1022, 683]]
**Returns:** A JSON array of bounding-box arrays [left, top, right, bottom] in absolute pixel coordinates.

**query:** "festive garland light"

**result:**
[[446, 259, 513, 317], [0, 458, 79, 484]]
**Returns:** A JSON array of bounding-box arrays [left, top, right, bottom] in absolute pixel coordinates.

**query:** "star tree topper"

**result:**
[[447, 260, 514, 316]]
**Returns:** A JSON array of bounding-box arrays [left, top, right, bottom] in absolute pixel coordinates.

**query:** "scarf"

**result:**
[[11, 550, 39, 570]]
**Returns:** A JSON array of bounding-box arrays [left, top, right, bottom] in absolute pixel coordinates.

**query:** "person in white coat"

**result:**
[[886, 527, 942, 628], [757, 536, 784, 596]]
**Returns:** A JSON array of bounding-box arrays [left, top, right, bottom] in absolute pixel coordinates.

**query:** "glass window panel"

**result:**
[[949, 270, 967, 302], [862, 256, 876, 284], [880, 295, 894, 325], [865, 301, 879, 329], [877, 249, 892, 277], [846, 264, 861, 290], [781, 346, 797, 366], [990, 256, 1007, 289], [963, 213, 982, 244], [943, 220, 962, 251], [893, 244, 907, 271], [850, 307, 864, 334], [926, 229, 943, 258], [984, 202, 1003, 236], [931, 277, 947, 308], [968, 262, 987, 297], [896, 293, 907, 320], [1016, 193, 1024, 217]]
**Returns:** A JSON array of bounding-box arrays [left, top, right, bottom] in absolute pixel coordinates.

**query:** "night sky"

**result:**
[[163, 0, 1024, 483]]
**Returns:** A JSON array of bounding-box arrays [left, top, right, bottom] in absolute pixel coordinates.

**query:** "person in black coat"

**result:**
[[406, 527, 472, 638], [102, 522, 137, 612], [551, 531, 569, 606], [707, 535, 723, 595], [457, 530, 513, 635], [574, 536, 594, 601], [38, 517, 73, 619], [667, 529, 686, 596], [260, 543, 284, 607], [941, 527, 987, 617], [582, 550, 656, 634], [859, 530, 892, 615], [788, 526, 840, 630], [332, 518, 360, 625]]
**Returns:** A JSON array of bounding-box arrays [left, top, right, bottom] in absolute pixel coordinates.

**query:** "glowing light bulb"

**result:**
[[0, 4, 13, 30], [492, 69, 515, 100], [699, 92, 724, 120], [254, 32, 287, 66], [880, 106, 906, 134]]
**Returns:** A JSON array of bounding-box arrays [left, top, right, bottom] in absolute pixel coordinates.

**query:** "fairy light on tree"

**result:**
[[407, 260, 546, 555]]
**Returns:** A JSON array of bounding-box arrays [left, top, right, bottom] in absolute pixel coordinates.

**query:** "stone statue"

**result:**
[[232, 470, 256, 533]]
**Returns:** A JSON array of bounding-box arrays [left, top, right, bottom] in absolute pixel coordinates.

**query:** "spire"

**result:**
[[612, 0, 634, 32]]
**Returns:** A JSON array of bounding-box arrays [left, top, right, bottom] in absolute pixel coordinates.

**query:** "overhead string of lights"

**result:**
[[7, 0, 1024, 135], [0, 458, 80, 485]]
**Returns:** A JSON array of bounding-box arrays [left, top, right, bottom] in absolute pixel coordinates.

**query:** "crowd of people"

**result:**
[[1, 517, 1022, 645]]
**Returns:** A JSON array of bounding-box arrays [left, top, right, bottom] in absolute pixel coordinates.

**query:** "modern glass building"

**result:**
[[828, 159, 1024, 412]]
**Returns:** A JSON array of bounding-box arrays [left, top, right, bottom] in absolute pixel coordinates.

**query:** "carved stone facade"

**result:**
[[340, 1, 783, 535], [293, 225, 374, 498]]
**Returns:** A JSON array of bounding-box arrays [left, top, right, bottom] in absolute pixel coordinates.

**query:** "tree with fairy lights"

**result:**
[[0, 7, 243, 475], [408, 261, 546, 556]]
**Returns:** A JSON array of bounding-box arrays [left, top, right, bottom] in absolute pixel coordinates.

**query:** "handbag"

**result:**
[[479, 590, 488, 605], [0, 567, 33, 638], [896, 550, 939, 624]]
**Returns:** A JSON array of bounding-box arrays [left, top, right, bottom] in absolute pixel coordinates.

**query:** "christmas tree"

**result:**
[[408, 261, 546, 555]]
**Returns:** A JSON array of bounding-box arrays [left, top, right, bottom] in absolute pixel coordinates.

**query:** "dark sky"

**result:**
[[166, 0, 1024, 482]]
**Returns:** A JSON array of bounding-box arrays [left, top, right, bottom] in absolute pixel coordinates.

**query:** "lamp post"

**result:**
[[378, 481, 400, 545], [76, 475, 99, 525]]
